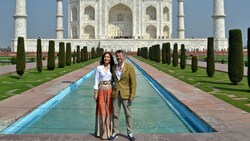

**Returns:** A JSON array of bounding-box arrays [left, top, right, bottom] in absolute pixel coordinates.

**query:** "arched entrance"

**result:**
[[108, 3, 133, 38], [84, 25, 95, 39], [146, 25, 156, 39]]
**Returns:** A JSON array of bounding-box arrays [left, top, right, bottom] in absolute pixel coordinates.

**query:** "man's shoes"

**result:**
[[128, 133, 135, 141], [109, 132, 118, 141]]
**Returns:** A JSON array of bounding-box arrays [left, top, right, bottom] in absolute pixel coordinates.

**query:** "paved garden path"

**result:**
[[0, 60, 47, 75], [1, 59, 248, 76], [186, 60, 248, 76]]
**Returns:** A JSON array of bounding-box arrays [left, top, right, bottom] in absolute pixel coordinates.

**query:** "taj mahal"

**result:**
[[12, 0, 227, 52]]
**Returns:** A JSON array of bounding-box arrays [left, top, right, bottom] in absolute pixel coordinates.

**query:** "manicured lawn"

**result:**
[[0, 58, 99, 101], [135, 56, 250, 113]]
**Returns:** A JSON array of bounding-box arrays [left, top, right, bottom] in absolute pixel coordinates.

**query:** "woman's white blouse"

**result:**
[[93, 65, 112, 89]]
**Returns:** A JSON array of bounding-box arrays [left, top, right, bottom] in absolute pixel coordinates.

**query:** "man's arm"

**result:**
[[129, 65, 136, 101]]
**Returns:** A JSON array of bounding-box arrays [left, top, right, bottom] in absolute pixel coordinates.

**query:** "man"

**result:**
[[110, 50, 136, 141]]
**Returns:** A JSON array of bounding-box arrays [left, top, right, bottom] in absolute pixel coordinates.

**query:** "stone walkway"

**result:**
[[186, 60, 248, 76], [0, 57, 250, 141], [1, 60, 247, 76], [0, 60, 48, 75]]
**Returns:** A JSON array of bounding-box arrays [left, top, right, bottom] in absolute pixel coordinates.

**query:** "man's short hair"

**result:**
[[115, 50, 125, 56]]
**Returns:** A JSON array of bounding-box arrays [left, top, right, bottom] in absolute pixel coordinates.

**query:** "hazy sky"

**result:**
[[0, 0, 250, 48]]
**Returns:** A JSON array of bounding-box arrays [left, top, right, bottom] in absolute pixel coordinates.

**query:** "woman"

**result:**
[[93, 52, 114, 140]]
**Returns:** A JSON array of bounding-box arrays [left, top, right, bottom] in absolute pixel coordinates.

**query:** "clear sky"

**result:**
[[0, 0, 250, 48]]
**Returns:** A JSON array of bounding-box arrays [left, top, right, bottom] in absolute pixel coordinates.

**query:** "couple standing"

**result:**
[[93, 50, 137, 140]]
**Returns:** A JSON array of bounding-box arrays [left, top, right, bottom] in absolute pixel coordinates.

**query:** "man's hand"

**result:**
[[129, 97, 134, 102]]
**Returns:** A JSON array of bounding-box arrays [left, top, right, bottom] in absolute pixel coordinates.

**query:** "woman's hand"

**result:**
[[94, 93, 98, 101], [94, 89, 98, 101]]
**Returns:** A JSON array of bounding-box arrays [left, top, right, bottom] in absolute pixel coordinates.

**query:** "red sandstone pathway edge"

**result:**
[[0, 57, 250, 141]]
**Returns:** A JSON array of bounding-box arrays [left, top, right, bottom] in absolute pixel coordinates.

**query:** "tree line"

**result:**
[[16, 37, 103, 78], [138, 28, 250, 86]]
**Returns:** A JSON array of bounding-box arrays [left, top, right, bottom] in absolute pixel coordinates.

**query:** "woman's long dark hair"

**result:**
[[100, 52, 115, 73]]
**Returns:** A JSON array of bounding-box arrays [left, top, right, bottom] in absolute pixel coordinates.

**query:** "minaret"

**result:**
[[212, 0, 226, 40], [56, 0, 64, 39], [212, 0, 227, 50], [177, 0, 185, 39], [14, 0, 27, 39]]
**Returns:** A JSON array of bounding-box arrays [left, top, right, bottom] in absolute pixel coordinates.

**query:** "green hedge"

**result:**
[[154, 44, 161, 63], [149, 46, 154, 61], [166, 42, 171, 65], [206, 37, 215, 77], [162, 43, 167, 64], [180, 44, 186, 69], [58, 42, 65, 68], [76, 46, 80, 63], [141, 47, 148, 59], [137, 48, 141, 56], [81, 48, 84, 62], [191, 56, 198, 73], [66, 43, 71, 66], [73, 50, 76, 64], [83, 46, 88, 61], [228, 29, 243, 85], [16, 37, 26, 78], [36, 38, 43, 73], [248, 28, 250, 88], [91, 47, 96, 59], [172, 43, 178, 67], [47, 40, 55, 70], [97, 48, 104, 57]]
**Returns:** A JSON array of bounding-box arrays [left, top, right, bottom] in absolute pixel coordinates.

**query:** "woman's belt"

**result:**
[[99, 81, 112, 85]]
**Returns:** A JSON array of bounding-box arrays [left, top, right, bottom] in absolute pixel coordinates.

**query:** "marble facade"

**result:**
[[12, 0, 227, 52]]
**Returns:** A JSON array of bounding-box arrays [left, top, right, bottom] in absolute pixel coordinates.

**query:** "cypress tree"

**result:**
[[180, 44, 186, 69], [73, 50, 76, 64], [47, 40, 55, 70], [207, 37, 215, 77], [228, 29, 243, 85], [66, 43, 71, 66], [150, 46, 154, 61], [58, 42, 65, 68], [172, 43, 178, 67], [248, 28, 250, 88], [91, 47, 96, 59], [142, 47, 145, 58], [191, 56, 198, 73], [16, 37, 26, 78], [162, 43, 167, 64], [96, 48, 104, 57], [83, 46, 88, 61], [137, 48, 141, 56], [76, 45, 80, 63], [144, 47, 148, 59], [149, 47, 151, 61], [141, 48, 144, 58], [100, 48, 104, 57], [37, 38, 43, 73], [154, 44, 161, 63], [166, 42, 171, 65], [141, 47, 148, 59], [81, 48, 84, 62]]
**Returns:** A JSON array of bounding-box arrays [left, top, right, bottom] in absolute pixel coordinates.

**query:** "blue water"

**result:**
[[2, 60, 213, 134]]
